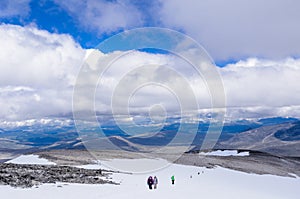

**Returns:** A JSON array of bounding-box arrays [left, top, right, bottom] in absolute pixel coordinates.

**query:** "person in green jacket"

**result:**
[[171, 175, 175, 185]]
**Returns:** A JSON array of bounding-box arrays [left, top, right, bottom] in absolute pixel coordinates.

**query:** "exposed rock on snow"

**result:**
[[0, 163, 117, 188]]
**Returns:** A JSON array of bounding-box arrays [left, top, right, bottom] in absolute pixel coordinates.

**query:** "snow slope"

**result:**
[[0, 156, 299, 199], [5, 155, 56, 165], [199, 150, 249, 156]]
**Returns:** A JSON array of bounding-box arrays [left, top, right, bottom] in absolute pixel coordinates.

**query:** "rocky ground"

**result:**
[[176, 151, 300, 178], [1, 149, 299, 188], [36, 149, 300, 178], [0, 163, 118, 188]]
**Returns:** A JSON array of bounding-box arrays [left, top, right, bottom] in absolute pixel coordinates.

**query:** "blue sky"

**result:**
[[0, 0, 163, 49], [1, 0, 105, 48], [0, 0, 300, 121]]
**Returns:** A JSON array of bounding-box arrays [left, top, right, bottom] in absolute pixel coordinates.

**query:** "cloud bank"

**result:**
[[158, 0, 300, 61], [0, 24, 300, 121], [79, 50, 300, 120], [49, 0, 300, 61], [0, 24, 85, 120], [220, 58, 300, 119]]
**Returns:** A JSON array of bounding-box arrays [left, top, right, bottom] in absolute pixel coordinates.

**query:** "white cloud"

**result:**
[[2, 0, 299, 62], [0, 24, 84, 88], [54, 0, 144, 35], [74, 50, 211, 117], [77, 49, 300, 118], [1, 24, 299, 121], [221, 57, 300, 107], [0, 24, 85, 120], [220, 57, 300, 118], [0, 0, 31, 18], [75, 49, 300, 120], [158, 0, 300, 61]]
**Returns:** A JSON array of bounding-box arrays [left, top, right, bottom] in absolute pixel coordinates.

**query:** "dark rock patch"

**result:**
[[0, 163, 118, 188]]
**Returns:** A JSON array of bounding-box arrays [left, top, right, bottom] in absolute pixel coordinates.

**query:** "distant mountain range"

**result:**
[[0, 117, 299, 157], [215, 121, 300, 157]]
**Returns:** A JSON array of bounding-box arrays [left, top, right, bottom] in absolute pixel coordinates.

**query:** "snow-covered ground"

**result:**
[[79, 158, 171, 173], [0, 155, 299, 199], [199, 150, 250, 156], [5, 155, 56, 165]]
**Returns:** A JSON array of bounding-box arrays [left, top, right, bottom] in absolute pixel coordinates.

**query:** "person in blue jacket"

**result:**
[[153, 176, 158, 189]]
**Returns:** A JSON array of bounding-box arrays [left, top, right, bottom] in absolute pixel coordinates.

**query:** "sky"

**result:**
[[0, 0, 300, 121]]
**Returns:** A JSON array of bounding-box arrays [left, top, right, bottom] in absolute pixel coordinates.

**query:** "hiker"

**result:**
[[153, 176, 158, 189], [147, 176, 154, 190], [171, 175, 175, 185]]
